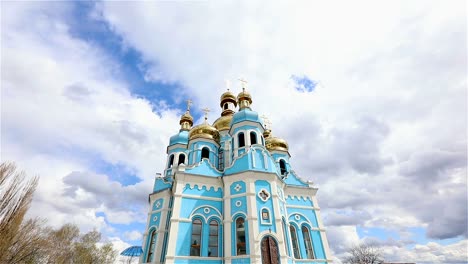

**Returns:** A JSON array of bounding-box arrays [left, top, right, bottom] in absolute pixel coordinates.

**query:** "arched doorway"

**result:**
[[261, 235, 279, 264]]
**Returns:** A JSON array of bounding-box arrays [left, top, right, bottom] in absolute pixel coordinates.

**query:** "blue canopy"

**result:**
[[120, 246, 143, 257]]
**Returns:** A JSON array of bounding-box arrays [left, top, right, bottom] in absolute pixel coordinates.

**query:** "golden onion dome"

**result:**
[[265, 136, 289, 152], [212, 115, 233, 131], [220, 90, 237, 107], [237, 90, 252, 104], [180, 111, 193, 126], [189, 122, 220, 142]]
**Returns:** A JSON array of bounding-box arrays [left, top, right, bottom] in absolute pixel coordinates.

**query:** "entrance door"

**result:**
[[261, 236, 279, 264]]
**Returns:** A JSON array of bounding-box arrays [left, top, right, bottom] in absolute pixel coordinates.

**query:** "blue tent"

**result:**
[[120, 246, 143, 263]]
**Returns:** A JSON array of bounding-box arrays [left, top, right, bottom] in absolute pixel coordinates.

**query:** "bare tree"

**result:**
[[343, 243, 384, 264], [0, 162, 40, 263]]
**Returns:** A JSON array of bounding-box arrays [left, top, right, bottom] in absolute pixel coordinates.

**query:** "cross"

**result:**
[[261, 115, 272, 129], [186, 99, 192, 111], [238, 78, 248, 91], [202, 107, 210, 120], [225, 79, 231, 91]]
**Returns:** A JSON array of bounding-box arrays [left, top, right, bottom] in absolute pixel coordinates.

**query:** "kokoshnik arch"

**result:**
[[141, 85, 332, 264]]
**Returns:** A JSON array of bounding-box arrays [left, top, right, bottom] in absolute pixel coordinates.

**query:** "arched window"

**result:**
[[238, 132, 245, 148], [146, 229, 157, 262], [201, 147, 210, 160], [236, 217, 246, 255], [279, 159, 287, 175], [302, 226, 315, 259], [223, 103, 228, 110], [282, 219, 291, 257], [250, 131, 257, 145], [208, 220, 219, 257], [290, 225, 301, 259], [168, 154, 174, 168], [191, 219, 202, 256], [178, 154, 185, 165]]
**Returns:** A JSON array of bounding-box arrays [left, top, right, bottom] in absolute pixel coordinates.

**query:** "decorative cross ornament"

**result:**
[[225, 79, 231, 91], [202, 107, 210, 120], [261, 115, 272, 129], [238, 78, 248, 91], [186, 99, 192, 111]]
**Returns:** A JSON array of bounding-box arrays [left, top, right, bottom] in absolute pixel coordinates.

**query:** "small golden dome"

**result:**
[[213, 115, 233, 131], [220, 90, 237, 107], [265, 136, 289, 152], [237, 90, 252, 105], [180, 111, 193, 126], [189, 122, 220, 142]]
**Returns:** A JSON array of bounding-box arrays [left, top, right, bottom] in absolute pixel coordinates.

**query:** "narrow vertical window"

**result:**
[[290, 225, 301, 259], [178, 154, 185, 165], [201, 147, 210, 160], [279, 159, 287, 175], [282, 219, 291, 256], [250, 131, 257, 145], [168, 154, 174, 168], [218, 149, 224, 170], [302, 226, 315, 259], [238, 132, 245, 147], [224, 103, 228, 110], [191, 219, 202, 256], [146, 230, 157, 262], [236, 217, 246, 255], [208, 220, 219, 257]]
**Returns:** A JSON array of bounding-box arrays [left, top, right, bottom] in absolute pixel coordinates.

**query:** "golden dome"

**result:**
[[180, 111, 193, 126], [213, 115, 233, 131], [237, 90, 252, 105], [189, 122, 220, 142], [265, 136, 289, 152], [179, 111, 193, 131], [220, 90, 237, 107]]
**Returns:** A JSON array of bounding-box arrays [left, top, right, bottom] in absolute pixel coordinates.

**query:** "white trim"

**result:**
[[181, 193, 223, 201], [286, 204, 319, 210], [259, 207, 272, 225]]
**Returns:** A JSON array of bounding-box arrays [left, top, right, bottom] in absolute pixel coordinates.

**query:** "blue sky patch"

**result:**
[[291, 74, 318, 93]]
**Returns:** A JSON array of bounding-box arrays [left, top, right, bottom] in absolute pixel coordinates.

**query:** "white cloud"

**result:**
[[1, 1, 178, 239]]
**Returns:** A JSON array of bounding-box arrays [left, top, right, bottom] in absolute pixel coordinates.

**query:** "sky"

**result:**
[[1, 1, 467, 263]]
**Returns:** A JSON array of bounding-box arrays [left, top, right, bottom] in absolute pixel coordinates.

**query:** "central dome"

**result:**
[[189, 122, 220, 142], [213, 115, 233, 131]]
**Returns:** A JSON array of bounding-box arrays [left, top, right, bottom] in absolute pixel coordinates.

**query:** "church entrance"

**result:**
[[261, 235, 279, 264]]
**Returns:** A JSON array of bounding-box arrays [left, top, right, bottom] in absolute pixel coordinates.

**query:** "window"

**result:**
[[236, 217, 246, 255], [250, 131, 257, 145], [208, 220, 219, 257], [302, 226, 315, 259], [168, 154, 174, 168], [238, 132, 245, 148], [201, 147, 210, 160], [290, 225, 301, 259], [223, 103, 228, 110], [146, 230, 157, 262], [178, 154, 185, 165], [191, 219, 202, 256], [282, 219, 291, 256], [279, 159, 287, 175]]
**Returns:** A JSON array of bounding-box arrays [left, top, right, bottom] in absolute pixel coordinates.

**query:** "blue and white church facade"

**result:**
[[141, 88, 332, 264]]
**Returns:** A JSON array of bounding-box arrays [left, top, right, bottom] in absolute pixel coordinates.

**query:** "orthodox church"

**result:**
[[141, 85, 332, 264]]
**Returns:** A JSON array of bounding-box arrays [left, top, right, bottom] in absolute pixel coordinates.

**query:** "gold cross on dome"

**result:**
[[186, 99, 192, 111], [261, 115, 272, 129], [238, 78, 248, 91], [225, 79, 231, 91], [202, 107, 210, 120]]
